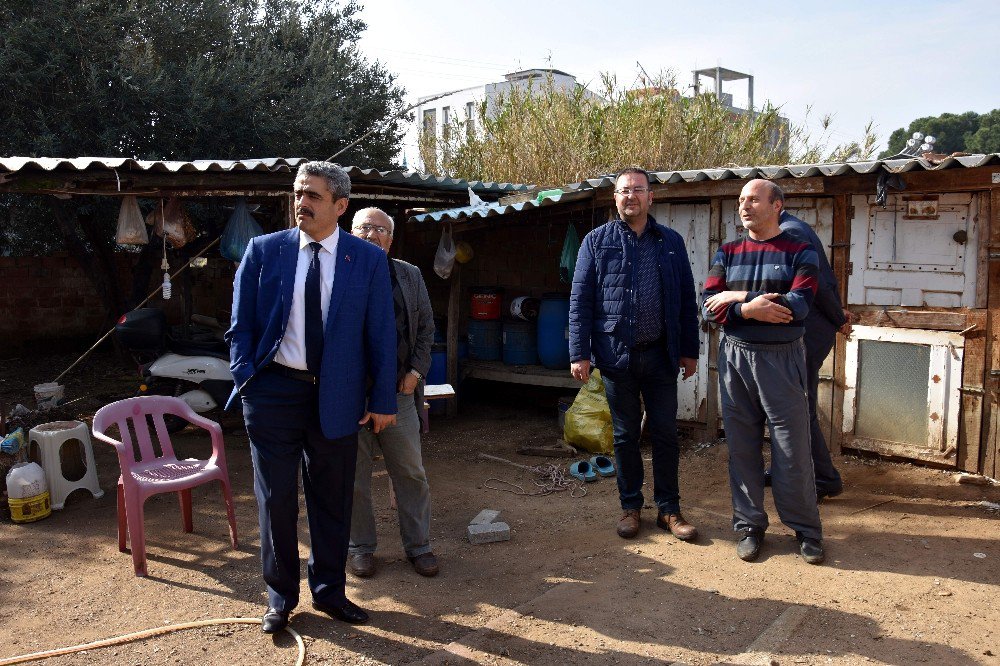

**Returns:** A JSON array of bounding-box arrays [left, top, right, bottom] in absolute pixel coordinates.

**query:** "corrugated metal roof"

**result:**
[[413, 153, 1000, 222], [411, 189, 592, 223], [567, 153, 1000, 190], [0, 156, 531, 194]]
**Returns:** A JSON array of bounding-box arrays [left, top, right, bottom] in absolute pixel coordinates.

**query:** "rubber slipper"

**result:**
[[590, 455, 616, 477], [568, 460, 598, 482]]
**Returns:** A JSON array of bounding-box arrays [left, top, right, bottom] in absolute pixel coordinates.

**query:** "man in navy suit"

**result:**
[[227, 161, 397, 633]]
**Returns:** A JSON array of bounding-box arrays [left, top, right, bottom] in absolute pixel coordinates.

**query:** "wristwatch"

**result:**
[[409, 368, 423, 381]]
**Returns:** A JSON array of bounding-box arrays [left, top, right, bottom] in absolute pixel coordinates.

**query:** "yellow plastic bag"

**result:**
[[563, 369, 614, 454]]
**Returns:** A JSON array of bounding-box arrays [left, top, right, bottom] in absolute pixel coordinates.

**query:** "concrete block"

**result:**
[[467, 521, 510, 544], [470, 509, 501, 526]]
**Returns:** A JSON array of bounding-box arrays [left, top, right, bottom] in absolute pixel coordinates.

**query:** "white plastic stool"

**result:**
[[29, 420, 104, 510]]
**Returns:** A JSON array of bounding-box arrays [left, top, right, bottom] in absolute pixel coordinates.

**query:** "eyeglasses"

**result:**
[[353, 224, 391, 235], [614, 187, 649, 196]]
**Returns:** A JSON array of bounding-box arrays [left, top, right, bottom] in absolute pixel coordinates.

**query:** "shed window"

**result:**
[[855, 340, 930, 446]]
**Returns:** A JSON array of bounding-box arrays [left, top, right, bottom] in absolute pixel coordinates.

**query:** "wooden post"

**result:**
[[703, 198, 722, 439], [286, 194, 296, 230], [446, 263, 462, 417], [981, 188, 1000, 478], [829, 194, 852, 455]]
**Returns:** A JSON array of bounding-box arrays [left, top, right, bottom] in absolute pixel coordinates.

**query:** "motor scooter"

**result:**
[[115, 308, 234, 432]]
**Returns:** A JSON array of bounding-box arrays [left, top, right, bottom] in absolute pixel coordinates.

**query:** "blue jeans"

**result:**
[[601, 343, 681, 514]]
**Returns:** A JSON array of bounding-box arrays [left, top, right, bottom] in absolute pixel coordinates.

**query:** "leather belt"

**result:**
[[266, 363, 318, 384]]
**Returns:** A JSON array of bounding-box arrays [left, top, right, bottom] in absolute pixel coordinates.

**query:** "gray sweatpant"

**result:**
[[718, 334, 822, 540]]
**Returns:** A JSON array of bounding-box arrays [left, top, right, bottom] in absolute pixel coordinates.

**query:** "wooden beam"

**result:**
[[852, 308, 975, 331], [461, 359, 580, 389], [958, 309, 988, 472], [704, 198, 722, 437], [649, 176, 826, 201], [975, 191, 990, 309], [446, 262, 462, 417], [983, 188, 1000, 478], [831, 195, 851, 454], [823, 168, 997, 197]]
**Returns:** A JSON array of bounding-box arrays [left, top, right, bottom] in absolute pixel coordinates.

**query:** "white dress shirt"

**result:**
[[274, 227, 339, 370]]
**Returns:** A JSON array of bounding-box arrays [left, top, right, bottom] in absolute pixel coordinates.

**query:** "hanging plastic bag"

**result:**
[[220, 198, 264, 262], [559, 222, 580, 283], [115, 195, 148, 245], [563, 369, 614, 454], [433, 223, 457, 279], [146, 198, 196, 249]]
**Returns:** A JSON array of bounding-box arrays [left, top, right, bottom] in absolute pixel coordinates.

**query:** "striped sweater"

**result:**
[[701, 231, 818, 343]]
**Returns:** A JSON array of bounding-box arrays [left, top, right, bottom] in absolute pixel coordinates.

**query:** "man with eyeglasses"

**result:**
[[227, 162, 397, 633], [348, 207, 439, 579], [569, 167, 701, 542]]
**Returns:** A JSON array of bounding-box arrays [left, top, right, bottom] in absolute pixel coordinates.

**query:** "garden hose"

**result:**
[[0, 617, 305, 666]]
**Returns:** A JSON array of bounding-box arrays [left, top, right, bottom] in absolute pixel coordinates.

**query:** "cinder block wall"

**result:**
[[0, 254, 109, 354], [0, 253, 238, 357]]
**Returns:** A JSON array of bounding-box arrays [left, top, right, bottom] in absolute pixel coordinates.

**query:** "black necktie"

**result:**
[[305, 242, 323, 375]]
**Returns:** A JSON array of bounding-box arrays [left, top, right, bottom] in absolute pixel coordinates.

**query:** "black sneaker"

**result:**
[[797, 533, 825, 565], [736, 528, 764, 562]]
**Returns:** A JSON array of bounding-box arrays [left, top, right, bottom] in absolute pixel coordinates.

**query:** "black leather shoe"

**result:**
[[817, 485, 844, 501], [737, 529, 764, 562], [313, 598, 370, 625], [797, 533, 825, 565], [763, 468, 772, 487], [261, 607, 289, 634]]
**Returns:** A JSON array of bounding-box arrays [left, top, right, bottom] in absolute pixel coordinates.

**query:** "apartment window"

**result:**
[[422, 109, 436, 135], [442, 106, 451, 141], [466, 101, 475, 136]]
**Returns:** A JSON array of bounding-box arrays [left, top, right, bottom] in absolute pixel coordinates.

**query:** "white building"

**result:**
[[402, 68, 591, 170]]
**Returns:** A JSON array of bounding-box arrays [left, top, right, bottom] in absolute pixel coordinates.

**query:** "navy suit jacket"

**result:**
[[225, 227, 397, 439]]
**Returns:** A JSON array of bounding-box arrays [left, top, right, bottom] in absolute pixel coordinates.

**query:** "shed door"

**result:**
[[653, 202, 710, 421], [847, 193, 977, 307], [720, 198, 838, 443]]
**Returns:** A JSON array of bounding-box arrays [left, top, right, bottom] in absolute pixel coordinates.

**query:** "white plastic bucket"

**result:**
[[33, 382, 65, 411], [6, 462, 51, 523], [6, 462, 46, 499]]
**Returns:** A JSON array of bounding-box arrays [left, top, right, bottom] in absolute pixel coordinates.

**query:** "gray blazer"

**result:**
[[392, 258, 435, 408]]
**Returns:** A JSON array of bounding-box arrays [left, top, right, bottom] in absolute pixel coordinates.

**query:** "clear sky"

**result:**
[[357, 0, 999, 160]]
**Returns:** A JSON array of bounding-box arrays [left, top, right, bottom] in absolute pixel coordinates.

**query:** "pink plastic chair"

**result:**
[[92, 396, 238, 576]]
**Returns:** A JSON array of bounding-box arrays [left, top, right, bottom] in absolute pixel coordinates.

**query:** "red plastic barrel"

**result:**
[[470, 287, 503, 320]]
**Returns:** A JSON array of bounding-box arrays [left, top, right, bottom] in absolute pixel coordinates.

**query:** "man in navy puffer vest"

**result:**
[[569, 167, 701, 541]]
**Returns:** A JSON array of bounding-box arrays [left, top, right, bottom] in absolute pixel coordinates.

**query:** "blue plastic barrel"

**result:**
[[502, 320, 537, 365], [467, 319, 501, 361], [428, 345, 448, 415], [428, 346, 447, 384], [537, 294, 571, 369]]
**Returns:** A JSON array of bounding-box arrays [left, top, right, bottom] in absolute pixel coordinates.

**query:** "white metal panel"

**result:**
[[654, 202, 710, 421], [848, 193, 977, 307], [843, 326, 963, 461]]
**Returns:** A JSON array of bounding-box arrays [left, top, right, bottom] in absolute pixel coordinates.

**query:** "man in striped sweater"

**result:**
[[701, 179, 825, 565]]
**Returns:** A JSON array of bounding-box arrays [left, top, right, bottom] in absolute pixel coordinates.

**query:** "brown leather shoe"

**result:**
[[408, 552, 440, 577], [617, 509, 641, 539], [657, 511, 698, 541], [348, 553, 376, 578]]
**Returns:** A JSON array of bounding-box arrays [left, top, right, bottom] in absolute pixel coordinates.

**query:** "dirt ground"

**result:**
[[1, 351, 999, 665]]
